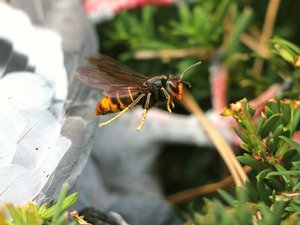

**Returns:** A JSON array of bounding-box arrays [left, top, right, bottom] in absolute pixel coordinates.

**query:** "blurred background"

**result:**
[[92, 0, 300, 200]]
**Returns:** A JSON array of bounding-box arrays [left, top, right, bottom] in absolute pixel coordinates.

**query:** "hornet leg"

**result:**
[[136, 92, 152, 131], [161, 87, 175, 113]]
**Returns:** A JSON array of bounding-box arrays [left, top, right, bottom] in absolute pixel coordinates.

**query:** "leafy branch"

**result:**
[[0, 184, 87, 225], [190, 98, 300, 225]]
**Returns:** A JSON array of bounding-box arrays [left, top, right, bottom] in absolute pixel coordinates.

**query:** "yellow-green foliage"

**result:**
[[0, 184, 78, 225]]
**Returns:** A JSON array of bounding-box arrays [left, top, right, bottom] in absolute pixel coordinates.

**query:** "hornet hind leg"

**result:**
[[136, 92, 152, 132]]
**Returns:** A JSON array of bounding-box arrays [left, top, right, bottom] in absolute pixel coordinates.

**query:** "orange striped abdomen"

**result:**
[[94, 95, 135, 116]]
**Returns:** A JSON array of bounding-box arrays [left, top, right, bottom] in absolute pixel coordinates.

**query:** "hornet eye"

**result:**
[[169, 80, 178, 87], [166, 80, 180, 95]]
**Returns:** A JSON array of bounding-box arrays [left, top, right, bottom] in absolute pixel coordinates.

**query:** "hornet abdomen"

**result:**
[[95, 90, 139, 115]]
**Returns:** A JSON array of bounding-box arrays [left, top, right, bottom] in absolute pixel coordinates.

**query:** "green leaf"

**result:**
[[51, 183, 68, 223], [178, 3, 191, 27], [273, 164, 293, 190], [225, 7, 252, 60], [281, 148, 298, 165], [237, 155, 265, 171], [272, 124, 284, 139], [259, 113, 282, 139], [259, 201, 287, 225], [290, 109, 300, 134], [292, 179, 300, 190], [248, 107, 256, 117], [292, 161, 300, 170], [272, 40, 298, 64], [54, 214, 68, 225], [212, 0, 232, 28], [267, 175, 285, 192], [268, 138, 277, 155], [257, 116, 266, 137], [232, 126, 249, 143], [257, 169, 273, 179], [257, 169, 273, 204], [44, 184, 78, 221], [282, 103, 291, 125], [6, 203, 23, 225], [271, 37, 300, 54], [69, 221, 78, 225], [279, 136, 300, 153], [267, 102, 280, 114], [267, 170, 300, 177], [25, 203, 39, 225], [62, 193, 78, 209], [142, 7, 156, 39], [245, 180, 259, 202], [240, 143, 252, 153], [38, 203, 47, 218], [218, 189, 235, 207], [44, 194, 77, 220]]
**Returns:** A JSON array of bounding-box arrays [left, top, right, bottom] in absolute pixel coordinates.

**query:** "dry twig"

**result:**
[[167, 166, 251, 203], [252, 0, 281, 76], [181, 91, 248, 187], [134, 47, 211, 62]]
